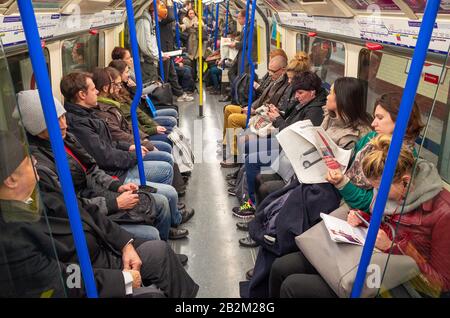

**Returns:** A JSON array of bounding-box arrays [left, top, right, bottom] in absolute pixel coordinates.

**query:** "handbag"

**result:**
[[295, 205, 420, 298], [142, 80, 173, 106], [109, 185, 158, 226], [168, 126, 194, 173]]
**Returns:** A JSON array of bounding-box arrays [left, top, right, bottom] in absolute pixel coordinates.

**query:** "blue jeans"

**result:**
[[126, 161, 173, 185], [120, 224, 160, 241], [155, 115, 177, 128], [150, 140, 172, 153], [245, 150, 280, 203], [210, 65, 222, 90], [143, 150, 174, 166], [155, 108, 178, 118], [124, 176, 182, 227], [148, 133, 173, 146], [175, 65, 195, 92]]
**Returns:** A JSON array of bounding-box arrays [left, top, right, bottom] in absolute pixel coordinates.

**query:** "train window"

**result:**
[[0, 40, 67, 298], [358, 48, 450, 183], [6, 49, 50, 94], [296, 34, 345, 90], [62, 33, 99, 76]]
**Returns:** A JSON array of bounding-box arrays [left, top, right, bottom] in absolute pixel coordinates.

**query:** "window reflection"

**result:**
[[62, 34, 99, 76]]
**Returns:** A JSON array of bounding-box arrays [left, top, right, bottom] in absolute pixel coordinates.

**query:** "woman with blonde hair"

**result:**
[[270, 134, 450, 298]]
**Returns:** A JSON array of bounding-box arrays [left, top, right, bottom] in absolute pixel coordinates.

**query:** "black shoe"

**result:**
[[181, 171, 191, 177], [236, 221, 249, 231], [228, 187, 236, 196], [228, 179, 237, 188], [239, 236, 258, 248], [180, 208, 195, 224], [169, 227, 189, 240], [246, 268, 254, 280], [177, 253, 188, 266], [178, 190, 186, 198], [226, 170, 239, 180], [182, 176, 189, 184], [219, 95, 231, 102], [177, 202, 186, 210]]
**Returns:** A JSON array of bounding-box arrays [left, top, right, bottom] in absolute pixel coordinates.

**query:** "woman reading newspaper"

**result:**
[[269, 135, 450, 298]]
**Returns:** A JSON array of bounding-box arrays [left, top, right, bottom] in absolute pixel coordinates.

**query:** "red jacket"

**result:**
[[359, 190, 450, 294]]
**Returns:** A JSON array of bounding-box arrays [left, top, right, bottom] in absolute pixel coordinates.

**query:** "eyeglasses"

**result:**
[[268, 67, 282, 75], [111, 82, 123, 88]]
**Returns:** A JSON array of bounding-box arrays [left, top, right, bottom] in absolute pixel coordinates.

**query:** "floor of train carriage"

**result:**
[[170, 90, 257, 298]]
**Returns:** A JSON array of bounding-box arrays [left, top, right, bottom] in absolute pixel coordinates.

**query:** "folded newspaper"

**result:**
[[320, 213, 368, 246], [275, 120, 352, 183], [220, 37, 238, 61]]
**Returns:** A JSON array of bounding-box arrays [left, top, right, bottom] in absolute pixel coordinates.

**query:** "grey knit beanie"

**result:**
[[14, 90, 66, 136]]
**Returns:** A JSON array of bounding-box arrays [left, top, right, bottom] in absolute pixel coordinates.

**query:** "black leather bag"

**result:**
[[109, 185, 158, 226], [143, 81, 173, 106]]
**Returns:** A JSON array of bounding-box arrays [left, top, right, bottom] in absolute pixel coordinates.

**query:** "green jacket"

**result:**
[[99, 96, 159, 136], [339, 131, 417, 212]]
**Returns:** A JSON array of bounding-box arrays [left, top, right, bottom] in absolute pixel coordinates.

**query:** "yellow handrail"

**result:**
[[198, 0, 203, 116]]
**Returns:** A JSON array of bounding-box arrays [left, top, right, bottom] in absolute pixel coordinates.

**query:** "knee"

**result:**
[[228, 114, 245, 128], [279, 275, 300, 298], [139, 240, 169, 261]]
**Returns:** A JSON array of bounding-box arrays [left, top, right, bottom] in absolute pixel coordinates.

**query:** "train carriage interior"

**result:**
[[1, 0, 450, 300]]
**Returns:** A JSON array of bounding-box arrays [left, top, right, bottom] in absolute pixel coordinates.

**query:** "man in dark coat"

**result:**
[[0, 131, 198, 297]]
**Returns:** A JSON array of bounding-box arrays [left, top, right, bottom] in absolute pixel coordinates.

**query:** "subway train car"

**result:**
[[0, 0, 449, 301]]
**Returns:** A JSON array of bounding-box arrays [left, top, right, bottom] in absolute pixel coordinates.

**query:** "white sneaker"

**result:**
[[182, 92, 194, 102]]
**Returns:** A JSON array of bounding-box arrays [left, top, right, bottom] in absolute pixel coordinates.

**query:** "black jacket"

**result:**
[[159, 6, 175, 52], [64, 101, 137, 182], [273, 87, 327, 130], [28, 133, 122, 215]]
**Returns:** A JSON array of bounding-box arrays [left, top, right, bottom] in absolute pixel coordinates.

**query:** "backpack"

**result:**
[[232, 73, 255, 107], [109, 185, 158, 226]]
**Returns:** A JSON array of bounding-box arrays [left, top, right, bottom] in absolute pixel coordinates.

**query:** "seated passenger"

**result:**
[[270, 135, 450, 298], [221, 53, 289, 167], [108, 60, 173, 147], [0, 131, 199, 298], [326, 92, 424, 212], [92, 67, 174, 165], [60, 72, 192, 240], [14, 90, 172, 241]]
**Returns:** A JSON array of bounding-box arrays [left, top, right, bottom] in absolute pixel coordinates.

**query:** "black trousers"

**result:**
[[255, 173, 285, 206], [163, 59, 184, 97], [269, 251, 336, 298], [120, 240, 199, 298]]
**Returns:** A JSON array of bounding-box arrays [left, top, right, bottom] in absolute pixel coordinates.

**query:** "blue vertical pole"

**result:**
[[240, 0, 251, 75], [17, 0, 98, 298], [213, 3, 219, 50], [154, 1, 165, 81], [224, 0, 229, 37], [350, 0, 440, 298], [125, 0, 147, 186], [204, 5, 209, 27], [244, 0, 257, 128], [174, 2, 181, 49]]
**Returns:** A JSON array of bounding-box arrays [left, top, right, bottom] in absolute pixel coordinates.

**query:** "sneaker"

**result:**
[[169, 227, 189, 239], [236, 221, 249, 231], [180, 208, 195, 224], [227, 187, 236, 196], [182, 92, 194, 102], [232, 201, 255, 219], [220, 160, 240, 168], [219, 95, 231, 102], [239, 236, 258, 248], [177, 202, 186, 210]]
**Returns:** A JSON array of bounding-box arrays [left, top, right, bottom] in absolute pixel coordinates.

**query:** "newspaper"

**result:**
[[275, 120, 352, 184], [162, 49, 182, 57], [320, 213, 368, 246], [220, 37, 238, 61]]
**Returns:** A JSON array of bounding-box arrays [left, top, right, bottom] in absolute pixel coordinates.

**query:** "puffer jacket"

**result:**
[[28, 132, 122, 215], [64, 101, 137, 181], [94, 96, 154, 151], [359, 160, 450, 294]]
